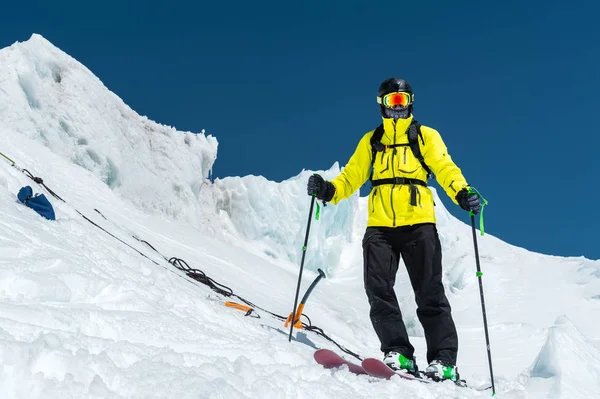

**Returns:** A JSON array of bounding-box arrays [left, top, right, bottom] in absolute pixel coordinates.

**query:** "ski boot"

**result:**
[[425, 360, 467, 387], [383, 352, 420, 376]]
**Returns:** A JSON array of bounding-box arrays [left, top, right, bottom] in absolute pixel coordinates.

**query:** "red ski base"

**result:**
[[313, 349, 366, 375]]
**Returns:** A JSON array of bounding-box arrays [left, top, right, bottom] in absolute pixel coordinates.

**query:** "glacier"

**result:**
[[1, 34, 600, 398]]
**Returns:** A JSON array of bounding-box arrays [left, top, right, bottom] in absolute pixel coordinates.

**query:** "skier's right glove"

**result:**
[[307, 174, 335, 202], [456, 187, 481, 215]]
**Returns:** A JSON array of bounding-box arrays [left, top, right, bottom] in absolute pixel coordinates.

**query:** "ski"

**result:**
[[313, 349, 367, 375], [361, 358, 430, 383], [316, 351, 493, 391], [362, 358, 493, 391]]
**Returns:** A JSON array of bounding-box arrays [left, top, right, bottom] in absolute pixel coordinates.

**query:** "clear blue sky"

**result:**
[[2, 0, 598, 260]]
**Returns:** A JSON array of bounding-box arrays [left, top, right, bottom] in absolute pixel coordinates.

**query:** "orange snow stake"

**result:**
[[225, 301, 251, 312], [285, 303, 305, 329], [225, 301, 257, 317]]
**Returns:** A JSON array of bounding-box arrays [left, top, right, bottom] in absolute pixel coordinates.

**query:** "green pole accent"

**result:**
[[310, 174, 323, 220], [302, 246, 306, 251], [0, 151, 16, 165], [476, 271, 483, 277], [468, 186, 488, 236]]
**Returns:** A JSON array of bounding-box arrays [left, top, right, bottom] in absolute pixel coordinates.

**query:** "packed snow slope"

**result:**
[[1, 35, 600, 399]]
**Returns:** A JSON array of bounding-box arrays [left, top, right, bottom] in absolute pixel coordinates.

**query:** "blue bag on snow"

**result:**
[[17, 185, 56, 220]]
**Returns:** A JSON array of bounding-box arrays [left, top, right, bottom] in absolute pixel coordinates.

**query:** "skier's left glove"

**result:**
[[456, 187, 481, 215]]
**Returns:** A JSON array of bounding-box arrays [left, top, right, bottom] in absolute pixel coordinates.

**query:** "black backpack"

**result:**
[[369, 119, 432, 183]]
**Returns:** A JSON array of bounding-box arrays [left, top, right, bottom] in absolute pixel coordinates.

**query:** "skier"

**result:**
[[306, 78, 481, 382]]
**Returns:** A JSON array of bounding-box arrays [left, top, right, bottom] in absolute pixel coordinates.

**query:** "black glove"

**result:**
[[456, 187, 481, 215], [307, 174, 335, 202]]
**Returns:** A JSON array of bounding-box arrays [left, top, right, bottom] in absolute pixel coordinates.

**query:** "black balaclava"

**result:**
[[378, 77, 413, 120], [381, 105, 410, 120]]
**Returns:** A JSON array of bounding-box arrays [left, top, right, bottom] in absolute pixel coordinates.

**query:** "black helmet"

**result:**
[[377, 78, 413, 98], [377, 77, 414, 118]]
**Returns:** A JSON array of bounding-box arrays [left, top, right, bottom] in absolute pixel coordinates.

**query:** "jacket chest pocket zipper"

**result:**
[[371, 188, 378, 213], [380, 151, 389, 174]]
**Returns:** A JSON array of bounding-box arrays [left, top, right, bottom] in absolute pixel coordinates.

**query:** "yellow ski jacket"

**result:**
[[330, 116, 469, 227]]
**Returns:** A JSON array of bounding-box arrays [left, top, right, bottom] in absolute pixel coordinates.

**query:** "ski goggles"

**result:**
[[377, 92, 413, 108]]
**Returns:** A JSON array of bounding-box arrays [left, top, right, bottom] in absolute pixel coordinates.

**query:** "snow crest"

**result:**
[[0, 34, 218, 225], [527, 315, 600, 398], [200, 165, 359, 275]]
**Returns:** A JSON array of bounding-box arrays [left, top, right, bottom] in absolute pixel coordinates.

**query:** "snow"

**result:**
[[1, 34, 600, 398], [528, 316, 600, 398]]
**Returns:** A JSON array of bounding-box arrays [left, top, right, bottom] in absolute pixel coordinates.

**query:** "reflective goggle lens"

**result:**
[[378, 92, 412, 108]]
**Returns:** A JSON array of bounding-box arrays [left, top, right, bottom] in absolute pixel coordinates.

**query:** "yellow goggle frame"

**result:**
[[377, 92, 413, 108]]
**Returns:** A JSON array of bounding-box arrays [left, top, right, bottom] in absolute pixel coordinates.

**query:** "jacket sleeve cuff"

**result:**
[[322, 181, 336, 202], [328, 180, 342, 204]]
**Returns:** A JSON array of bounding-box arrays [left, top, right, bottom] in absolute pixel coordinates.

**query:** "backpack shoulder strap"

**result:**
[[370, 124, 385, 166], [369, 124, 385, 184], [408, 120, 432, 179]]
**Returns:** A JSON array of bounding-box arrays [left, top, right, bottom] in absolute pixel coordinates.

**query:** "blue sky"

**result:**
[[2, 0, 598, 260]]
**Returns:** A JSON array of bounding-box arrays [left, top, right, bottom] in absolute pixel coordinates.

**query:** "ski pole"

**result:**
[[285, 268, 326, 329], [470, 213, 496, 395], [0, 150, 24, 172], [288, 195, 317, 342]]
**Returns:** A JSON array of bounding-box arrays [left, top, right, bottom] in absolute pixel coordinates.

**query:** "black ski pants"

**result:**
[[362, 223, 458, 365]]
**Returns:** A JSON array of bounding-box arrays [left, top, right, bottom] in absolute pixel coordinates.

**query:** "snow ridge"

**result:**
[[0, 34, 218, 226]]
